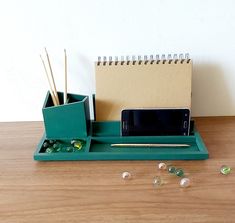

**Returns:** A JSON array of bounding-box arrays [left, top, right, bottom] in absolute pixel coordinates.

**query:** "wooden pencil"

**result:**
[[40, 55, 58, 106], [111, 143, 190, 148], [64, 49, 67, 104], [44, 48, 60, 105]]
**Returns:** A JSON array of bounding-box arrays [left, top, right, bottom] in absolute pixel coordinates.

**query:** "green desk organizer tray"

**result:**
[[43, 91, 90, 139], [34, 121, 209, 161], [34, 92, 209, 161]]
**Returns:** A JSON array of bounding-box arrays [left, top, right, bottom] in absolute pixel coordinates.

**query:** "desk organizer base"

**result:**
[[34, 121, 209, 161]]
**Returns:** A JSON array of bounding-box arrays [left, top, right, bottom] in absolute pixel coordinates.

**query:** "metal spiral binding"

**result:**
[[97, 54, 191, 66]]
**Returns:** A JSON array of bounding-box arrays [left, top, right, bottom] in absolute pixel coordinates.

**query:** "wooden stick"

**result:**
[[64, 49, 67, 104], [44, 48, 60, 105], [111, 143, 190, 148], [40, 55, 58, 106]]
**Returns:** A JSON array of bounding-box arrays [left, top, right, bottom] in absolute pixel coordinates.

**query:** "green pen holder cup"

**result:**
[[42, 91, 90, 139]]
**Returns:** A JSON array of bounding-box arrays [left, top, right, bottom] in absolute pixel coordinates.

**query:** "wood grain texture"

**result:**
[[0, 117, 235, 223]]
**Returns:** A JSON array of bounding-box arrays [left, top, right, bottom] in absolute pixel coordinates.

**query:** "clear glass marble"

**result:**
[[122, 171, 131, 180], [158, 162, 167, 170], [180, 178, 190, 188], [153, 176, 162, 188], [43, 142, 49, 148], [49, 140, 55, 144]]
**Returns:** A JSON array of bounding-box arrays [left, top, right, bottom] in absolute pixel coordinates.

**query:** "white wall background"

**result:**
[[0, 0, 235, 121]]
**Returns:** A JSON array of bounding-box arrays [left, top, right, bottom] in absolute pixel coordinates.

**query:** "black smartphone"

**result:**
[[121, 108, 190, 136]]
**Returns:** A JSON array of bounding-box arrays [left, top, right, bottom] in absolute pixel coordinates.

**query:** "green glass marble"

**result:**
[[71, 139, 86, 150], [54, 147, 61, 152], [46, 147, 54, 153], [168, 166, 176, 174], [53, 143, 60, 149], [220, 165, 231, 175], [65, 147, 74, 152], [74, 141, 83, 150], [175, 168, 184, 177]]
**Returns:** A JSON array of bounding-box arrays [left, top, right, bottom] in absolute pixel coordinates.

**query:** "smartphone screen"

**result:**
[[121, 109, 190, 136]]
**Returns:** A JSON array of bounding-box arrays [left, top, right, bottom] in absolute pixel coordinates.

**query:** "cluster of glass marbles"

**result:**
[[158, 162, 185, 177], [168, 166, 185, 177], [43, 139, 85, 153], [157, 162, 191, 188], [121, 163, 232, 189]]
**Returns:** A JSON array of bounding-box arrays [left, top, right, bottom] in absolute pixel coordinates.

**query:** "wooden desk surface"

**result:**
[[0, 117, 235, 223]]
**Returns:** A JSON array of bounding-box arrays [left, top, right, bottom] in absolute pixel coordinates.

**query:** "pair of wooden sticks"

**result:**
[[40, 48, 68, 106]]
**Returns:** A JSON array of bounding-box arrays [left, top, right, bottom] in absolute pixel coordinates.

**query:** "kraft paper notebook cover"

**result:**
[[95, 54, 192, 121]]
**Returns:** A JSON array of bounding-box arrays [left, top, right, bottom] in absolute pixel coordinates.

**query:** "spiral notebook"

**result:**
[[95, 54, 192, 121]]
